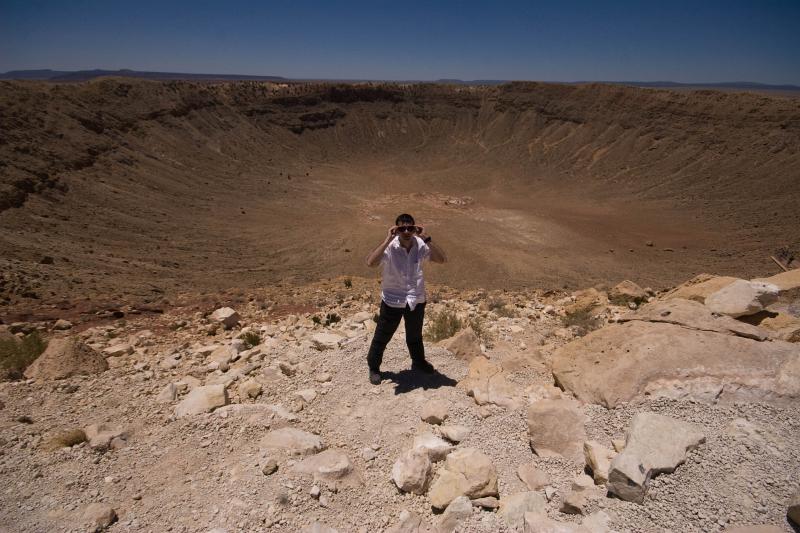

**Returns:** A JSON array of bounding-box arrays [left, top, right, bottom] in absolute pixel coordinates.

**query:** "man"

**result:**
[[364, 213, 447, 385]]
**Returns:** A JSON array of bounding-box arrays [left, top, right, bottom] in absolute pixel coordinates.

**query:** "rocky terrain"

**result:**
[[1, 269, 799, 532]]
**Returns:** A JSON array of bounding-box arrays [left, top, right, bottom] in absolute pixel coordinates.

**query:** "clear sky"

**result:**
[[1, 0, 799, 84]]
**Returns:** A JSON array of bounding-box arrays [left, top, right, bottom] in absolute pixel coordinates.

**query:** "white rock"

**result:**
[[103, 343, 133, 357], [311, 332, 345, 350], [156, 383, 177, 403], [83, 502, 117, 528], [705, 279, 780, 318], [437, 496, 472, 532], [294, 449, 353, 482], [412, 432, 454, 462], [439, 425, 470, 443], [420, 398, 449, 424], [499, 492, 547, 529]]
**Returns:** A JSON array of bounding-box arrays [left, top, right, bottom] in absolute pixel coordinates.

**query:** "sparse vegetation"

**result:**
[[312, 313, 341, 327], [563, 309, 602, 337], [487, 296, 517, 318], [343, 277, 352, 288], [423, 309, 463, 342], [240, 331, 261, 349], [468, 316, 495, 349], [0, 331, 47, 380]]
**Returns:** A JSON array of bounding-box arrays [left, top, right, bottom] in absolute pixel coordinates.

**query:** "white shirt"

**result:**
[[381, 236, 431, 310]]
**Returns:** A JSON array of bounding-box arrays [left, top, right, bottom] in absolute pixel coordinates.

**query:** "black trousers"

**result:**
[[367, 301, 426, 371]]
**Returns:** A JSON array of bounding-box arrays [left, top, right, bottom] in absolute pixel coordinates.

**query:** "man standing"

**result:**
[[364, 213, 447, 385]]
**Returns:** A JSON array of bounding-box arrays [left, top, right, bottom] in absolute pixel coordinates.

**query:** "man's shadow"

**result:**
[[381, 369, 458, 395]]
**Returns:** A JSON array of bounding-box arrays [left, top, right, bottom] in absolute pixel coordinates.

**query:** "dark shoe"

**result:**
[[369, 369, 382, 385], [411, 360, 435, 374]]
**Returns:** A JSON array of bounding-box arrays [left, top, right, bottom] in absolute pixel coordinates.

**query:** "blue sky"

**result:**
[[1, 0, 799, 83]]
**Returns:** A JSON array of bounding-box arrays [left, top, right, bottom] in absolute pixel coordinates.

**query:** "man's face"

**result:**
[[395, 223, 418, 242]]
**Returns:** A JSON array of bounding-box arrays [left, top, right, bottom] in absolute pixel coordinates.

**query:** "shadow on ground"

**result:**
[[381, 369, 458, 395]]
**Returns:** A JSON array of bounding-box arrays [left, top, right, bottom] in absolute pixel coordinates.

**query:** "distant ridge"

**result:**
[[0, 69, 288, 82], [1, 69, 798, 92]]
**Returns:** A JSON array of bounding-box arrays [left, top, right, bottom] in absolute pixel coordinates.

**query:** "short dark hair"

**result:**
[[395, 213, 415, 226]]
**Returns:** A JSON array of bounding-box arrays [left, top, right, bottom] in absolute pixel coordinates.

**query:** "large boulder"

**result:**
[[428, 448, 498, 509], [527, 399, 587, 463], [459, 356, 522, 409], [618, 298, 771, 340], [753, 268, 800, 292], [440, 327, 483, 360], [24, 337, 108, 380], [607, 412, 705, 503], [552, 320, 800, 407], [705, 279, 779, 318], [663, 274, 740, 304], [210, 307, 240, 329], [789, 490, 800, 526]]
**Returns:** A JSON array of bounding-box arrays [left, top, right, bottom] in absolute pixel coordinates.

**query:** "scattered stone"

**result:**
[[607, 412, 705, 503], [311, 332, 345, 350], [295, 389, 318, 403], [174, 384, 229, 418], [238, 379, 262, 399], [789, 490, 800, 526], [583, 440, 615, 485], [439, 425, 470, 443], [523, 512, 592, 533], [428, 448, 498, 509], [705, 279, 780, 318], [294, 449, 353, 482], [314, 372, 332, 383], [437, 496, 472, 532], [527, 399, 587, 463], [260, 428, 325, 456], [440, 327, 483, 360], [723, 527, 784, 533], [83, 502, 117, 529], [392, 448, 431, 494], [412, 432, 454, 462], [499, 491, 547, 528], [53, 319, 73, 330], [261, 458, 278, 475], [302, 522, 338, 533], [103, 343, 133, 357], [517, 463, 550, 490], [24, 337, 108, 380], [420, 398, 449, 424], [156, 383, 177, 403], [210, 307, 240, 329], [471, 496, 500, 509], [386, 511, 425, 533]]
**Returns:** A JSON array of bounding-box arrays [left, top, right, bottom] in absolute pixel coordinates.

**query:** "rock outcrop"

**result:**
[[24, 337, 108, 380]]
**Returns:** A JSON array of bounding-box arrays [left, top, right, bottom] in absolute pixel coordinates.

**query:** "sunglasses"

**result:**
[[397, 225, 419, 233]]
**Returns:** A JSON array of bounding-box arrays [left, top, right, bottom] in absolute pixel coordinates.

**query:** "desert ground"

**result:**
[[1, 80, 799, 532]]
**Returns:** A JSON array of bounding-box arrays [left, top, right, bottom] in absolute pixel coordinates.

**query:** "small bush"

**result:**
[[0, 331, 47, 380], [240, 331, 261, 350], [424, 310, 463, 342], [563, 309, 602, 337], [311, 313, 341, 327], [343, 278, 352, 288]]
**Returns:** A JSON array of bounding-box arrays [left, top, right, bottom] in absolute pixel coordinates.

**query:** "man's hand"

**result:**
[[387, 225, 398, 241]]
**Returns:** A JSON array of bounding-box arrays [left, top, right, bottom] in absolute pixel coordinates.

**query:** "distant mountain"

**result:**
[[0, 69, 73, 80], [0, 69, 288, 82], [581, 80, 800, 92]]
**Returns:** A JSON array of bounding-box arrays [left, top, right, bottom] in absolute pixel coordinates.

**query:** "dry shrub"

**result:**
[[563, 309, 602, 337], [0, 331, 47, 380], [468, 316, 495, 349], [240, 331, 261, 349], [424, 309, 463, 342], [487, 296, 517, 318]]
